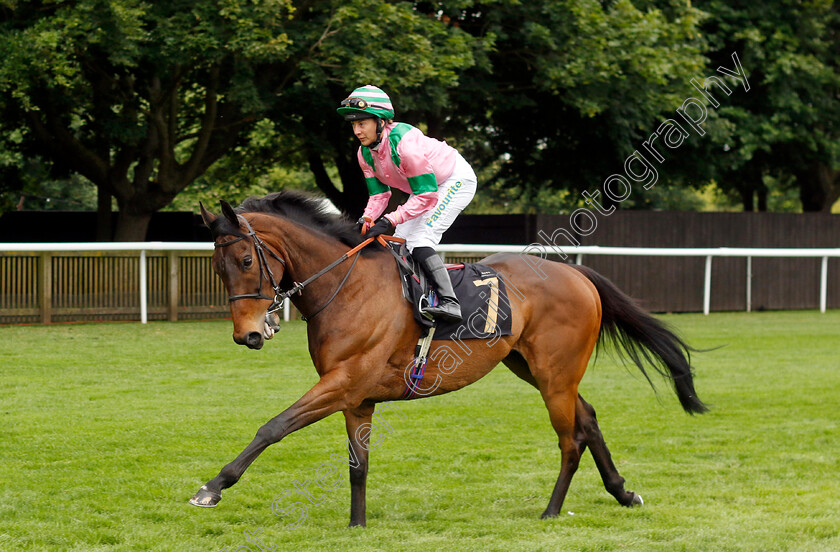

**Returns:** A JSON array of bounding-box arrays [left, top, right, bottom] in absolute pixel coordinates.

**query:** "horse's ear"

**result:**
[[199, 202, 216, 228], [219, 200, 239, 228]]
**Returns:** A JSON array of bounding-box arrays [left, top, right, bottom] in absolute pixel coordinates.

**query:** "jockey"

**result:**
[[337, 85, 477, 323]]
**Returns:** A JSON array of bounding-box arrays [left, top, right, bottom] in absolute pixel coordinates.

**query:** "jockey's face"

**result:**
[[351, 118, 378, 147]]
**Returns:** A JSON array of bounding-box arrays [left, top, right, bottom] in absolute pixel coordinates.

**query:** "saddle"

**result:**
[[383, 241, 513, 341]]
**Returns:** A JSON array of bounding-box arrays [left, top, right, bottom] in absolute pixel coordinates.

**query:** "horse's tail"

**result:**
[[572, 264, 708, 415]]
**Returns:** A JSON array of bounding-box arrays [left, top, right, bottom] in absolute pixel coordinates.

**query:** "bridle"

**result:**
[[214, 215, 400, 322], [214, 216, 288, 310]]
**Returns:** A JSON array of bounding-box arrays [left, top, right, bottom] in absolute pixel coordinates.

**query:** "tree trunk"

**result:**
[[307, 147, 368, 216], [96, 185, 113, 241], [308, 151, 347, 212], [113, 211, 153, 242], [757, 183, 768, 212], [739, 187, 754, 212], [797, 164, 840, 212]]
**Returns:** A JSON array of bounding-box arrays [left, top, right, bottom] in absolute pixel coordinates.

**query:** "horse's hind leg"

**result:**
[[576, 394, 643, 507], [540, 386, 584, 518], [505, 350, 590, 517], [505, 347, 640, 513]]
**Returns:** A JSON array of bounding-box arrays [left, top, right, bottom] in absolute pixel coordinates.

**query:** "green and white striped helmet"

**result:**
[[337, 85, 395, 120]]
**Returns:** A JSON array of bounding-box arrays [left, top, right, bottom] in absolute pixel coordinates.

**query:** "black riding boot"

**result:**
[[416, 250, 462, 323]]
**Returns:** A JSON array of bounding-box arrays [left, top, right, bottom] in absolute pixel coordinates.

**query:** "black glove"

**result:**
[[355, 216, 373, 235], [366, 216, 394, 238]]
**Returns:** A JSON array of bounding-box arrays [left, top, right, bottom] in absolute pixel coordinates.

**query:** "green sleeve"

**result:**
[[407, 173, 438, 194], [366, 176, 390, 196]]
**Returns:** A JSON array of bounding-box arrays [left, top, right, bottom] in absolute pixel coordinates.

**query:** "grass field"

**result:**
[[1, 311, 838, 551]]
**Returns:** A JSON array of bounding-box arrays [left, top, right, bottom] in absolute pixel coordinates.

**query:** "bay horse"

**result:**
[[191, 191, 707, 525]]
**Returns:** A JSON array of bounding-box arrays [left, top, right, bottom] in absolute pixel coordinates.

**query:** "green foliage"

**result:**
[[430, 0, 710, 211], [0, 119, 97, 211], [165, 119, 311, 211], [0, 0, 476, 237], [312, 0, 476, 93], [693, 0, 840, 211], [0, 0, 300, 236], [2, 1, 839, 222]]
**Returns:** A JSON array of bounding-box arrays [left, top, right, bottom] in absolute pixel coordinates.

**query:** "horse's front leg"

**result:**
[[190, 371, 354, 507], [343, 402, 375, 527]]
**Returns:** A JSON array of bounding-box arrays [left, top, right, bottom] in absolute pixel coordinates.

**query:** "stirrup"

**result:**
[[422, 299, 462, 323]]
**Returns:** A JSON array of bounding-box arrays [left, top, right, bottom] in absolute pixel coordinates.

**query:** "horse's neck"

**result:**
[[255, 215, 345, 279], [252, 214, 384, 316]]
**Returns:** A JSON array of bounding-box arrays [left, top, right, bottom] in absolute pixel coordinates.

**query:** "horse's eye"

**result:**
[[242, 256, 253, 269]]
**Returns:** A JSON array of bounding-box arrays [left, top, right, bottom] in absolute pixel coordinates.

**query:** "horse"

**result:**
[[190, 191, 707, 526]]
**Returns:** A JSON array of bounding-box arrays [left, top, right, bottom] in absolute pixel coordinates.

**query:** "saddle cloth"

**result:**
[[388, 243, 514, 341]]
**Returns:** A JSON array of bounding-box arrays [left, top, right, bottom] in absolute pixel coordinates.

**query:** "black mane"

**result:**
[[233, 191, 374, 252]]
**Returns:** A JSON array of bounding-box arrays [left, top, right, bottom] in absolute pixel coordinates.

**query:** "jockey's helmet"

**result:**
[[337, 85, 395, 121]]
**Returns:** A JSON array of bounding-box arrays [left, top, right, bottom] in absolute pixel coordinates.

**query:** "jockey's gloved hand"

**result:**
[[355, 216, 373, 235], [366, 216, 394, 239]]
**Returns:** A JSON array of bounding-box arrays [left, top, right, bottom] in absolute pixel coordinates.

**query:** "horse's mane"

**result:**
[[233, 190, 376, 253]]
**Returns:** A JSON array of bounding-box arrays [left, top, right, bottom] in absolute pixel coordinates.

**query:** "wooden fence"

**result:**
[[0, 249, 228, 324], [528, 212, 840, 312]]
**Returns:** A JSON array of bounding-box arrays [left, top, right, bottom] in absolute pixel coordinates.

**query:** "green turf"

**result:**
[[1, 311, 838, 551]]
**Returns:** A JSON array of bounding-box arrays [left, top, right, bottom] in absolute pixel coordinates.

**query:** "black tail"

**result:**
[[573, 265, 708, 415]]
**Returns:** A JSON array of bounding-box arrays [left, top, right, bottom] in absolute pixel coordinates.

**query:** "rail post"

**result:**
[[168, 251, 179, 321], [746, 256, 752, 313], [39, 252, 52, 324], [820, 256, 828, 313], [703, 255, 713, 315], [140, 250, 148, 324]]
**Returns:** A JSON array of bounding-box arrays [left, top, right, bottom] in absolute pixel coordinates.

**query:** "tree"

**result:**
[[695, 0, 840, 212], [0, 0, 477, 239], [253, 1, 712, 216], [406, 0, 711, 212]]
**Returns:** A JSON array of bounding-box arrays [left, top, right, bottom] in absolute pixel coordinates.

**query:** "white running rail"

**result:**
[[1, 242, 838, 321]]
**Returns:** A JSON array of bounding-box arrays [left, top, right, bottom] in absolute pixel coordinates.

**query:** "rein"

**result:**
[[215, 215, 402, 322]]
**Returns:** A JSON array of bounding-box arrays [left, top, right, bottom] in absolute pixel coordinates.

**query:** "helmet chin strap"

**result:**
[[370, 117, 385, 148]]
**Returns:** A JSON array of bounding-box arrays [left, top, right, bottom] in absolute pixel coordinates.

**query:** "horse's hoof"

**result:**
[[630, 493, 644, 507], [189, 485, 222, 508]]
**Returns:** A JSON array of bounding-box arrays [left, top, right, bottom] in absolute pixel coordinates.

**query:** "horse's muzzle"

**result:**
[[234, 331, 264, 350]]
